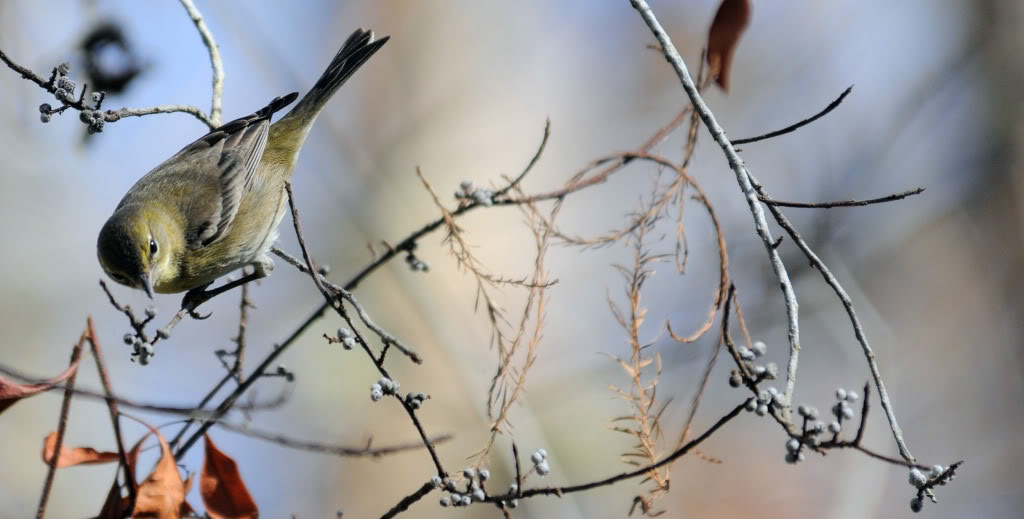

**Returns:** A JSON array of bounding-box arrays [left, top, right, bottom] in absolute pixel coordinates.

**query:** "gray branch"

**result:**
[[179, 0, 224, 126]]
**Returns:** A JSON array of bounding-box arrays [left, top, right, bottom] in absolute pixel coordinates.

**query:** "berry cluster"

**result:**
[[455, 180, 494, 207]]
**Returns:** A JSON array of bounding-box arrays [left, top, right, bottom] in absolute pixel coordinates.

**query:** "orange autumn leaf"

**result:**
[[131, 425, 190, 519], [41, 431, 120, 468], [706, 0, 752, 92], [0, 356, 82, 414], [201, 434, 258, 519]]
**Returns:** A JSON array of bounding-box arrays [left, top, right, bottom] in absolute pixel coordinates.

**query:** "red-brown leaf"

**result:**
[[0, 357, 82, 414], [201, 434, 258, 519], [132, 427, 188, 519], [41, 431, 120, 468], [706, 0, 752, 92]]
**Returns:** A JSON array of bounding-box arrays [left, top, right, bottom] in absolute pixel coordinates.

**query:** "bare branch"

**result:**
[[732, 86, 854, 145], [36, 332, 86, 519], [178, 0, 224, 125], [758, 187, 925, 209]]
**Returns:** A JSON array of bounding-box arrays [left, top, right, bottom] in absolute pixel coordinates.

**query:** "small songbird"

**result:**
[[97, 29, 387, 305]]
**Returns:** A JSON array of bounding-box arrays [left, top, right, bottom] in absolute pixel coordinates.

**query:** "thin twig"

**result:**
[[758, 187, 925, 209], [85, 318, 136, 505], [379, 482, 435, 519], [282, 184, 422, 363], [36, 332, 86, 519], [732, 86, 854, 145], [232, 283, 252, 382], [178, 0, 224, 126], [485, 400, 749, 503], [215, 421, 453, 458]]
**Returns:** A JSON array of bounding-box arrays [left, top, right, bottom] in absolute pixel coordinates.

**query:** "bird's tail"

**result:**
[[268, 28, 388, 164]]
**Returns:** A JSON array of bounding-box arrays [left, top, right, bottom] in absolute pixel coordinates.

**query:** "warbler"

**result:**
[[97, 28, 387, 303]]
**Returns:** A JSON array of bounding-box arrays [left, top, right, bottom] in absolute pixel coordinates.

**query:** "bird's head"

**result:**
[[97, 204, 178, 298]]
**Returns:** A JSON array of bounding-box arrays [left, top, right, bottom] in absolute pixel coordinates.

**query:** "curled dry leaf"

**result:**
[[201, 434, 258, 519], [41, 431, 120, 468], [130, 424, 190, 519], [0, 356, 82, 414], [706, 0, 752, 92]]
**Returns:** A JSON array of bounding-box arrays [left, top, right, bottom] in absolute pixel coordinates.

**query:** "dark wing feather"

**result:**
[[165, 93, 297, 249]]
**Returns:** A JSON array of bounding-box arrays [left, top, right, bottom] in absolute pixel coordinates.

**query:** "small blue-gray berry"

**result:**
[[463, 467, 475, 479], [123, 333, 134, 345], [39, 103, 52, 113], [751, 340, 767, 356], [785, 438, 800, 453], [835, 387, 847, 401], [472, 488, 485, 501], [536, 460, 550, 476], [430, 476, 442, 488], [908, 468, 927, 487], [755, 404, 768, 416], [846, 390, 859, 402], [828, 421, 842, 434], [728, 372, 742, 387], [929, 465, 944, 478], [745, 399, 757, 412], [910, 496, 923, 513], [40, 113, 52, 123], [478, 469, 489, 481], [156, 328, 170, 340], [439, 497, 450, 507]]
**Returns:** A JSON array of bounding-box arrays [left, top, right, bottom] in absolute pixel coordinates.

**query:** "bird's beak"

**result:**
[[139, 273, 154, 299]]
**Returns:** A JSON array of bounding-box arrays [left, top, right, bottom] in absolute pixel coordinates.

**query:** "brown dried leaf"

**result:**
[[0, 357, 82, 414], [706, 0, 752, 92], [133, 428, 188, 519], [201, 434, 258, 519], [41, 431, 120, 468]]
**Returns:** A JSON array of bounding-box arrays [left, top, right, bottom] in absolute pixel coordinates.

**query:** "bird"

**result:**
[[97, 28, 387, 310]]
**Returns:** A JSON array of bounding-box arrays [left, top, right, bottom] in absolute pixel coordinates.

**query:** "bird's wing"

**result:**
[[131, 93, 298, 250]]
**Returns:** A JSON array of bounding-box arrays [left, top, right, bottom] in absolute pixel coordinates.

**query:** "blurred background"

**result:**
[[1, 0, 1021, 517]]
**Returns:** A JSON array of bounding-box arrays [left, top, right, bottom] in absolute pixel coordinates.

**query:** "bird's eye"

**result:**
[[149, 238, 159, 256], [110, 273, 129, 284]]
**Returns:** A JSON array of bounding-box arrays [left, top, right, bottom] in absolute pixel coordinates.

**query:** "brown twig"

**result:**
[[84, 318, 136, 505], [231, 283, 252, 381], [36, 331, 86, 519], [758, 187, 925, 209]]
